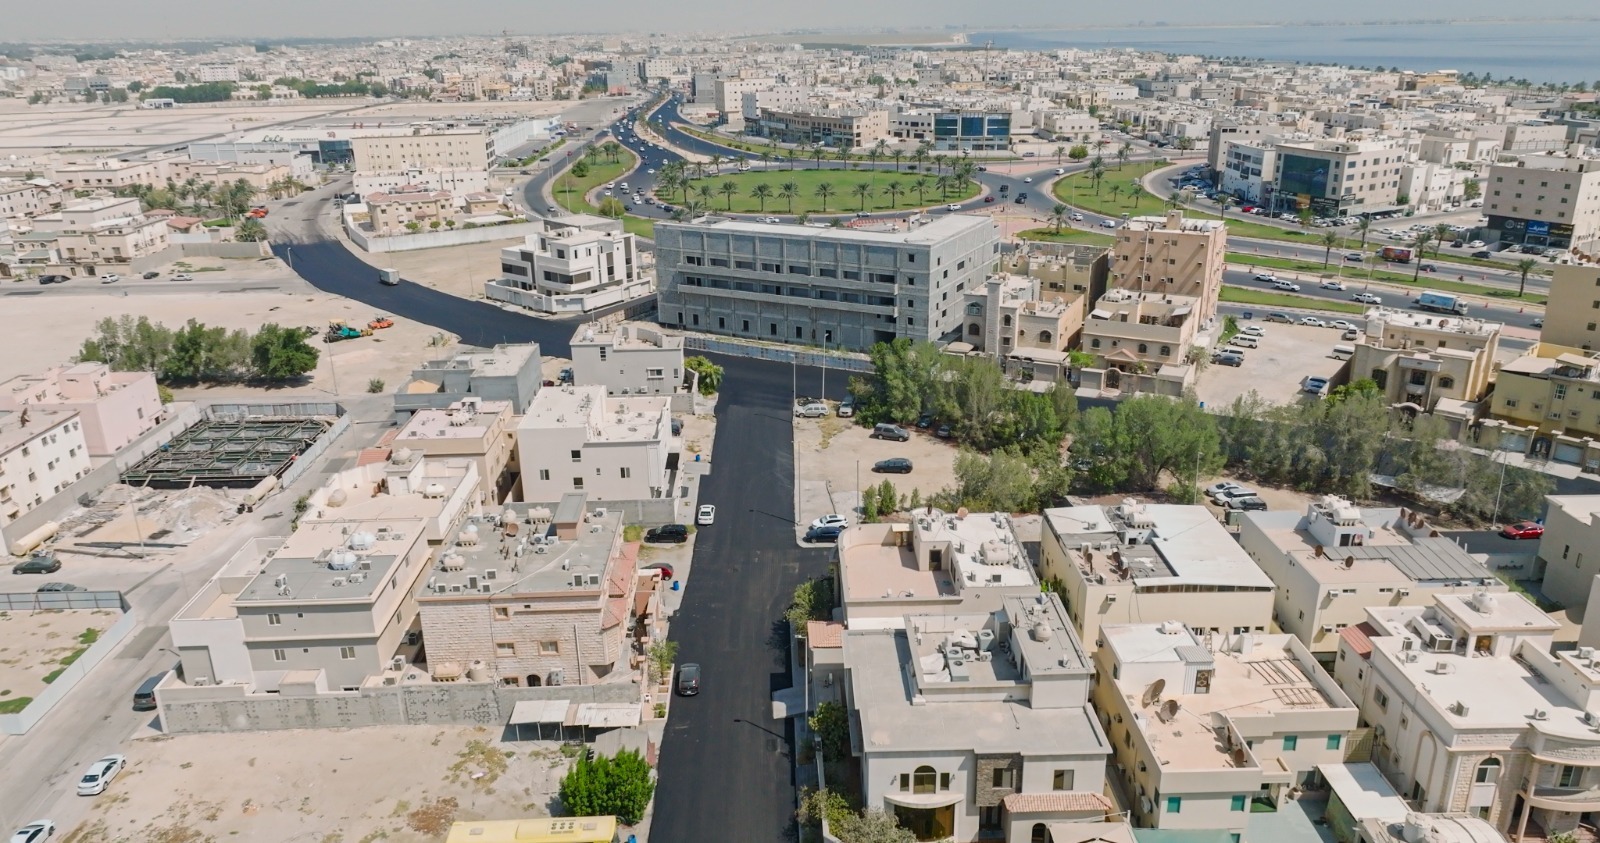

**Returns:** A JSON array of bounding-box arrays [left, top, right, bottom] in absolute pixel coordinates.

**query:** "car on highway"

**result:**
[[872, 458, 914, 474], [644, 524, 689, 544], [77, 755, 127, 796], [1344, 252, 1364, 262], [1471, 250, 1493, 259], [1500, 521, 1545, 540], [983, 195, 994, 203], [1253, 272, 1277, 282], [1320, 280, 1346, 290], [1468, 240, 1485, 249], [1532, 317, 1545, 328], [12, 554, 60, 575], [1022, 176, 1033, 183], [676, 663, 701, 696], [1069, 212, 1084, 222], [9, 821, 55, 843], [1265, 312, 1293, 323], [1298, 316, 1327, 327], [99, 273, 120, 283], [171, 272, 194, 282], [1273, 280, 1301, 291], [142, 271, 160, 279], [810, 514, 850, 532], [1353, 292, 1383, 304], [805, 524, 844, 543], [946, 203, 962, 211], [1099, 219, 1117, 228], [696, 504, 716, 526]]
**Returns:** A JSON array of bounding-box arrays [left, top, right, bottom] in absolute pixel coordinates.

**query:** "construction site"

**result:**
[[120, 415, 335, 490]]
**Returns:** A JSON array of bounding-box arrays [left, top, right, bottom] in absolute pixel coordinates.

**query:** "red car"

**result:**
[[983, 195, 995, 203], [1500, 521, 1544, 540]]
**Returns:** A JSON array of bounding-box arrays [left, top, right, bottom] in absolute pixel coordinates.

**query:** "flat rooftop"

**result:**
[[1365, 308, 1499, 338], [669, 212, 994, 246], [1047, 503, 1273, 589], [845, 629, 1108, 755], [235, 518, 427, 604], [518, 386, 667, 442], [840, 538, 958, 603], [427, 508, 626, 596], [416, 344, 538, 379], [0, 406, 78, 453], [1370, 635, 1595, 736], [396, 400, 509, 443], [572, 322, 683, 350], [1245, 509, 1492, 584]]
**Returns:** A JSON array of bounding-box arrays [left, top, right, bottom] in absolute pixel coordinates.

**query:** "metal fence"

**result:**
[[682, 336, 875, 374], [0, 589, 124, 611]]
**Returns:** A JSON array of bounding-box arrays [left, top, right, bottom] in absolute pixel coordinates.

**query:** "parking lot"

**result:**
[[1198, 320, 1355, 408], [793, 405, 958, 542]]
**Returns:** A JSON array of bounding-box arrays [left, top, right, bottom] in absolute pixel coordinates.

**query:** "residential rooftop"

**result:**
[[1243, 503, 1494, 585], [1045, 502, 1274, 590], [517, 385, 668, 443], [425, 506, 628, 596], [669, 212, 994, 245], [0, 406, 79, 454], [234, 518, 429, 604], [571, 322, 683, 351], [395, 399, 510, 443], [414, 343, 539, 379], [1363, 308, 1499, 338]]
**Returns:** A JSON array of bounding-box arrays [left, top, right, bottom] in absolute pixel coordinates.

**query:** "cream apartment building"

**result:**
[[22, 197, 170, 269], [1533, 264, 1600, 350], [1489, 347, 1600, 461], [351, 129, 495, 172], [1351, 308, 1501, 426], [1080, 288, 1202, 377], [1484, 149, 1600, 253], [1534, 495, 1600, 614], [1110, 211, 1227, 320], [392, 398, 517, 505], [1272, 138, 1408, 218], [960, 274, 1086, 384], [1040, 502, 1275, 649], [1238, 497, 1504, 662], [0, 407, 92, 551], [489, 214, 654, 315], [365, 189, 455, 236], [514, 386, 673, 504], [0, 363, 161, 457], [1095, 624, 1359, 842], [569, 322, 684, 398], [51, 158, 170, 191]]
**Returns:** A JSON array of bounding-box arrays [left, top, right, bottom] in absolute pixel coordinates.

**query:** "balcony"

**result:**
[[1524, 783, 1600, 812]]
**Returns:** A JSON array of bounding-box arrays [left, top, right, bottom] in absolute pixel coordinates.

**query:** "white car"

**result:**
[[1329, 320, 1356, 331], [1054, 168, 1065, 175], [1319, 280, 1346, 291], [1253, 272, 1277, 282], [77, 755, 126, 796], [1298, 316, 1328, 327], [1273, 280, 1301, 292], [1352, 292, 1383, 304], [762, 217, 781, 224], [100, 273, 120, 283], [810, 514, 850, 531], [1099, 219, 1117, 229], [1069, 212, 1084, 222], [1211, 487, 1259, 504], [1204, 481, 1243, 498], [947, 203, 962, 211], [606, 183, 615, 189], [9, 822, 55, 843], [646, 169, 655, 174], [1240, 325, 1265, 337], [1467, 240, 1485, 249], [1023, 176, 1033, 183], [696, 504, 715, 526]]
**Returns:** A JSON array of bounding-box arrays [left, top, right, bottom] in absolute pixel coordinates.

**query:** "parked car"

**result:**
[[1500, 521, 1545, 540], [1329, 320, 1356, 331], [794, 402, 828, 418], [99, 274, 120, 283], [1226, 496, 1269, 512], [1298, 316, 1327, 327], [35, 582, 81, 593], [1264, 312, 1293, 323], [872, 458, 914, 474], [1273, 280, 1301, 292], [805, 524, 845, 543], [915, 414, 934, 429], [1353, 292, 1383, 304], [676, 663, 701, 696], [871, 423, 910, 441], [641, 562, 675, 581], [1240, 325, 1265, 337], [1211, 487, 1259, 504], [9, 821, 55, 843], [1304, 376, 1330, 395], [141, 271, 160, 279], [11, 554, 60, 575], [1344, 253, 1364, 262], [644, 524, 689, 544], [837, 397, 856, 417], [696, 505, 716, 526], [77, 755, 126, 796], [1205, 481, 1244, 498], [935, 424, 952, 439], [171, 272, 194, 282]]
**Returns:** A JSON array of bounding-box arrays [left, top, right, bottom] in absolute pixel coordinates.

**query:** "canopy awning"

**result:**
[[508, 699, 570, 725]]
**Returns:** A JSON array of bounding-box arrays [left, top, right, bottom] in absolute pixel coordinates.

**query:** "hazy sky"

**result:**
[[6, 0, 1595, 41]]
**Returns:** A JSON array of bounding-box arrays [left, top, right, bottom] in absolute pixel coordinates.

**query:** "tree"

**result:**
[[832, 809, 916, 843], [813, 182, 835, 213], [877, 480, 898, 517], [249, 324, 319, 382], [235, 217, 268, 242], [785, 576, 836, 632], [1107, 183, 1123, 206], [685, 355, 722, 394], [1297, 207, 1315, 230], [718, 179, 738, 210], [1410, 231, 1433, 283], [646, 639, 678, 684], [809, 701, 850, 760], [429, 219, 442, 230], [1463, 179, 1481, 201], [797, 789, 852, 835], [1354, 216, 1373, 252], [1516, 258, 1540, 298], [750, 182, 774, 211], [1068, 144, 1089, 162], [909, 177, 930, 204], [810, 142, 825, 170], [1320, 230, 1341, 266], [558, 749, 655, 825], [851, 182, 874, 212], [1073, 396, 1221, 493], [1047, 203, 1068, 233], [1086, 156, 1107, 195], [126, 80, 143, 93], [1116, 140, 1132, 169], [1432, 222, 1454, 257], [882, 182, 904, 208], [597, 196, 625, 218], [953, 449, 1039, 512], [778, 181, 799, 213]]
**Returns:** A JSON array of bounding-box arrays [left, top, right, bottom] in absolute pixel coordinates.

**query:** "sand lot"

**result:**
[[793, 408, 959, 537], [1195, 321, 1355, 409], [58, 726, 580, 843], [0, 609, 121, 712], [0, 289, 464, 399], [0, 100, 365, 156]]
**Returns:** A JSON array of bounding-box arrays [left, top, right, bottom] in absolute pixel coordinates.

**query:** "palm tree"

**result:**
[[851, 182, 874, 212], [912, 142, 931, 173], [750, 183, 774, 212], [758, 149, 772, 170], [834, 147, 851, 171], [1049, 203, 1069, 233], [1055, 145, 1067, 165], [1297, 208, 1314, 231], [719, 180, 739, 210], [813, 182, 835, 213], [1515, 258, 1540, 298], [934, 174, 953, 199], [1116, 141, 1132, 170], [910, 177, 930, 204], [796, 211, 811, 226], [810, 143, 825, 171], [1410, 232, 1433, 283], [785, 148, 799, 171], [1320, 230, 1342, 267], [870, 139, 888, 171], [1354, 216, 1373, 252], [778, 181, 799, 213], [708, 153, 724, 175], [882, 182, 904, 209], [1087, 156, 1107, 195], [891, 150, 904, 173], [695, 184, 715, 207], [1107, 183, 1123, 206], [1432, 223, 1453, 258]]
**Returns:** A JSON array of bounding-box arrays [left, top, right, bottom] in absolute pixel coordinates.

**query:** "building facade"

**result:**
[[365, 190, 455, 236], [1483, 151, 1600, 253], [1109, 211, 1227, 320], [1351, 308, 1501, 420], [0, 407, 92, 550], [1272, 139, 1407, 218], [351, 130, 495, 173], [514, 386, 673, 504], [569, 322, 684, 398], [488, 215, 653, 316], [0, 363, 162, 457], [392, 343, 542, 422]]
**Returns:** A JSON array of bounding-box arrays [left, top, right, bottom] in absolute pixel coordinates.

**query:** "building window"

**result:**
[[573, 477, 583, 490], [1475, 758, 1501, 784], [539, 641, 560, 655], [494, 607, 510, 619], [1091, 338, 1101, 349], [1052, 769, 1073, 791], [273, 649, 287, 662], [1283, 735, 1298, 751], [570, 450, 582, 462], [1231, 795, 1247, 812], [1327, 734, 1343, 751], [646, 367, 665, 379], [620, 467, 632, 479], [1138, 343, 1148, 354], [1559, 765, 1581, 788], [913, 766, 937, 794], [340, 647, 356, 660], [496, 642, 516, 657], [267, 613, 282, 626], [1166, 796, 1182, 814], [538, 469, 550, 481], [992, 768, 1015, 789], [1375, 688, 1389, 710]]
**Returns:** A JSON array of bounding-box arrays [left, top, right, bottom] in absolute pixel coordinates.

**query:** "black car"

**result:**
[[12, 554, 62, 574], [1226, 496, 1269, 512], [644, 524, 689, 543], [1212, 352, 1244, 367], [1471, 250, 1493, 259], [38, 274, 67, 284], [677, 663, 701, 696], [805, 525, 844, 543], [142, 271, 160, 279], [916, 414, 934, 429], [873, 458, 914, 474]]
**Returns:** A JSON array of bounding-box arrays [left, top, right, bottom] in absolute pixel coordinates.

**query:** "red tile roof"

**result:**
[[807, 621, 844, 649], [1001, 792, 1113, 814], [1340, 622, 1378, 659]]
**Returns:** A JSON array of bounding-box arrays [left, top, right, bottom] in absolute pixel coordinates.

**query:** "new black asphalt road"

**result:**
[[270, 202, 839, 842]]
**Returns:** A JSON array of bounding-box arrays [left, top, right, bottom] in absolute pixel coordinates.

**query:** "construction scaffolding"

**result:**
[[120, 416, 334, 489]]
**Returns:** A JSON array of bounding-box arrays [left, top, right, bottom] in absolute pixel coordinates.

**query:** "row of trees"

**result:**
[[271, 77, 387, 98], [77, 316, 319, 385], [117, 176, 291, 222], [142, 82, 237, 103]]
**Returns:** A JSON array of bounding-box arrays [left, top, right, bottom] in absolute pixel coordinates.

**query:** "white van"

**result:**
[[794, 402, 829, 418], [1230, 335, 1259, 349], [1331, 344, 1356, 360]]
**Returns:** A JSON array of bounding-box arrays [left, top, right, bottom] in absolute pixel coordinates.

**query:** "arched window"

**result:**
[[1138, 343, 1149, 354], [1039, 330, 1053, 344], [1439, 376, 1456, 389], [913, 765, 937, 794], [1091, 338, 1102, 349], [1160, 345, 1171, 357], [1030, 822, 1050, 843], [1475, 758, 1502, 784], [1017, 330, 1028, 342], [968, 323, 980, 335], [1002, 315, 1013, 327]]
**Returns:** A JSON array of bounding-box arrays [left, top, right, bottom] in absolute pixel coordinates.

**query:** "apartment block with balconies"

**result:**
[[1351, 308, 1501, 435], [488, 214, 653, 315]]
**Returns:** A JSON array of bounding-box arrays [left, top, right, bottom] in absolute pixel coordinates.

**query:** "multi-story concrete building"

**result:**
[[1537, 265, 1600, 350], [353, 168, 489, 197], [654, 215, 1001, 351], [1503, 121, 1571, 153], [195, 63, 239, 83], [50, 158, 169, 191], [365, 189, 455, 236], [392, 343, 542, 422], [1484, 150, 1600, 253], [636, 57, 674, 85], [1351, 308, 1501, 427], [1109, 210, 1227, 320], [514, 386, 673, 504], [0, 181, 54, 221], [393, 398, 517, 505], [1079, 288, 1203, 378], [1094, 624, 1358, 842], [417, 502, 651, 687], [298, 452, 479, 545], [1207, 122, 1276, 176], [20, 197, 170, 271], [999, 242, 1110, 303], [487, 215, 653, 315], [351, 129, 495, 173], [959, 274, 1086, 385], [1534, 495, 1600, 615], [754, 107, 890, 148], [1218, 138, 1279, 204], [0, 363, 162, 458], [1238, 496, 1504, 662], [891, 108, 1013, 152], [840, 593, 1117, 842], [713, 77, 774, 116], [1489, 347, 1600, 458], [569, 322, 684, 398], [739, 88, 806, 126], [0, 407, 91, 551], [1040, 502, 1275, 648], [1330, 591, 1579, 840], [1272, 138, 1408, 218]]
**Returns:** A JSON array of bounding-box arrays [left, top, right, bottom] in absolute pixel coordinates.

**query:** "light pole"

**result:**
[[1492, 449, 1511, 526]]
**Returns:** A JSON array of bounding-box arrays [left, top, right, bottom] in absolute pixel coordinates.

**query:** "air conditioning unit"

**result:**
[[1327, 591, 1341, 600], [391, 656, 406, 671], [1322, 624, 1338, 634], [1585, 711, 1600, 729], [1400, 636, 1416, 651], [1396, 588, 1411, 597], [1104, 593, 1118, 603], [1532, 709, 1550, 721], [193, 676, 211, 686], [1581, 647, 1597, 660], [485, 569, 497, 580]]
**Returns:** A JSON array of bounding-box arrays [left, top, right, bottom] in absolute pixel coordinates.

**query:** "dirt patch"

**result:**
[[0, 609, 120, 707]]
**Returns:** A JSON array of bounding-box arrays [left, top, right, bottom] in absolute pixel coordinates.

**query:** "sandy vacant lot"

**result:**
[[1195, 321, 1354, 409], [0, 289, 465, 400], [793, 407, 959, 535], [0, 609, 121, 711], [61, 726, 580, 843]]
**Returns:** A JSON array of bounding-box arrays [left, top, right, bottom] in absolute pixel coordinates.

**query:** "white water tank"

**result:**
[[466, 660, 489, 682], [348, 531, 376, 550]]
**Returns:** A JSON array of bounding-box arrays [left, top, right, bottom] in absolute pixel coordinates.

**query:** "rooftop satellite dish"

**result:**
[[1142, 678, 1167, 708], [1159, 699, 1181, 723]]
